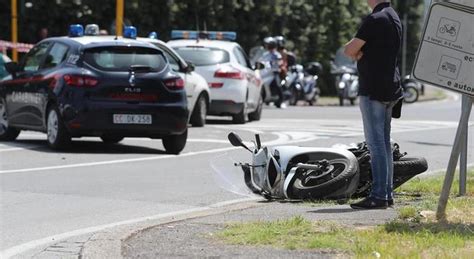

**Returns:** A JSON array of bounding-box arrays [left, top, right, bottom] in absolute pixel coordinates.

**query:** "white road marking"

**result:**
[[0, 132, 326, 174], [0, 197, 260, 259]]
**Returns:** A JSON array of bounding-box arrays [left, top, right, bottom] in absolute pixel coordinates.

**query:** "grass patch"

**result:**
[[216, 170, 474, 258]]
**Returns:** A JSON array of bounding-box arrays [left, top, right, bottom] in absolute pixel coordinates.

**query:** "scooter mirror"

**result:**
[[228, 132, 252, 152]]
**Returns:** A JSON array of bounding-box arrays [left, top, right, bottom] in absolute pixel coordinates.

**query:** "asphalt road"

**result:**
[[1, 89, 473, 257]]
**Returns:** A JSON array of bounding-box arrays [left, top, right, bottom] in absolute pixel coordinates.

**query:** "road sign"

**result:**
[[413, 3, 474, 97]]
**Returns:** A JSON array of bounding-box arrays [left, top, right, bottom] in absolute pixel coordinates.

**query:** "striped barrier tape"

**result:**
[[0, 40, 34, 53]]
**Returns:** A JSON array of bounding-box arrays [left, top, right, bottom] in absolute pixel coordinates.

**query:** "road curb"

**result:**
[[79, 199, 263, 259]]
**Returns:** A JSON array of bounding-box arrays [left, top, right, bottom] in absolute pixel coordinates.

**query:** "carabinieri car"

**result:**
[[0, 25, 189, 154]]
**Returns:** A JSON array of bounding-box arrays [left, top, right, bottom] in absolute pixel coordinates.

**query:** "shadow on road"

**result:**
[[309, 208, 355, 214], [408, 141, 453, 147], [1, 139, 168, 154]]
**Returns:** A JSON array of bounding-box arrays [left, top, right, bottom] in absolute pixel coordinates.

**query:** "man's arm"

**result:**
[[344, 38, 366, 60]]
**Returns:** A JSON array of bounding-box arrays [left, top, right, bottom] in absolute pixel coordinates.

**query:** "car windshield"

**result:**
[[172, 46, 229, 66], [84, 46, 166, 72]]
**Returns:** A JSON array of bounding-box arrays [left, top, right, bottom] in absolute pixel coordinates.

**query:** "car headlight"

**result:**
[[342, 73, 351, 81], [338, 82, 346, 89]]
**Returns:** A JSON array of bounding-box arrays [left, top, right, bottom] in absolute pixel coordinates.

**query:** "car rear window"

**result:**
[[84, 47, 167, 72], [172, 46, 229, 66]]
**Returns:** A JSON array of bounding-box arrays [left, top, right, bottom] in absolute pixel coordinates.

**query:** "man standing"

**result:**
[[344, 0, 403, 209]]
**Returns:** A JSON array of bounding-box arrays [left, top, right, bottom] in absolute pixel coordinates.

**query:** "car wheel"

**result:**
[[248, 93, 263, 121], [190, 94, 207, 127], [0, 98, 20, 141], [162, 129, 187, 154], [100, 136, 124, 144], [46, 106, 70, 149], [232, 104, 246, 124]]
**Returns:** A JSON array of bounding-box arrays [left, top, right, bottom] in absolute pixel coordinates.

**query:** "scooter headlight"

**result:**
[[342, 73, 351, 81], [338, 82, 346, 89]]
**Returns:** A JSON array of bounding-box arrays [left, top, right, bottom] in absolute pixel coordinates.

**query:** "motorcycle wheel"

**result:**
[[393, 156, 428, 189], [339, 95, 344, 106], [288, 157, 359, 200], [350, 98, 356, 105], [403, 84, 419, 103], [353, 156, 428, 198], [289, 88, 298, 106]]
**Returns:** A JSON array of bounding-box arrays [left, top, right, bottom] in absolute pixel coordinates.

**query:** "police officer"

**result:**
[[260, 37, 285, 108], [275, 36, 297, 77]]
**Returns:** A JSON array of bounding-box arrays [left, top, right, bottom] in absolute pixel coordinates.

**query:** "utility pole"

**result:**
[[116, 0, 124, 36], [11, 0, 18, 61]]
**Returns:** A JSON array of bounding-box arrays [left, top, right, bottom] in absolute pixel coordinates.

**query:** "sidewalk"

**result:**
[[313, 84, 445, 107], [118, 201, 398, 258]]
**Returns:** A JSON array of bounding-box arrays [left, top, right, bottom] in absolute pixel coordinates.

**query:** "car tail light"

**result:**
[[214, 66, 245, 80], [164, 77, 185, 90], [208, 82, 224, 88], [64, 75, 98, 87]]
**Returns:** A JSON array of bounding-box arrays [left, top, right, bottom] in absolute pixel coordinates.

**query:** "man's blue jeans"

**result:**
[[359, 96, 396, 200]]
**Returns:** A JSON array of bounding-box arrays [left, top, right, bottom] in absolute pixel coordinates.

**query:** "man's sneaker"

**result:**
[[350, 197, 388, 209]]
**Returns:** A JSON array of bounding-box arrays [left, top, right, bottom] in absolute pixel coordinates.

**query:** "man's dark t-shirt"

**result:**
[[356, 2, 403, 102]]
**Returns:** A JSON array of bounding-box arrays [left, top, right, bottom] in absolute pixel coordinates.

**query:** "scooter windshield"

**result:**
[[210, 152, 259, 197], [334, 47, 357, 69]]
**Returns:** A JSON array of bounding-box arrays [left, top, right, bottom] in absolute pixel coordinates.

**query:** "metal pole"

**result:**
[[116, 0, 124, 37], [11, 0, 18, 62], [459, 96, 472, 196], [437, 96, 473, 220]]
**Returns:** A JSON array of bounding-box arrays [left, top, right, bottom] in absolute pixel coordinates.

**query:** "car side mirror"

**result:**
[[253, 61, 265, 70], [5, 62, 21, 78], [183, 62, 195, 73]]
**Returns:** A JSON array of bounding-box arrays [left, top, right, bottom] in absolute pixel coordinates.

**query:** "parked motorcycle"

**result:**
[[402, 75, 421, 104], [284, 62, 322, 106], [251, 43, 293, 108], [215, 132, 428, 201], [331, 48, 359, 106]]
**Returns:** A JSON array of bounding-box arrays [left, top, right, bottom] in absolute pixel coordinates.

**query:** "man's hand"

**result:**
[[344, 38, 366, 60]]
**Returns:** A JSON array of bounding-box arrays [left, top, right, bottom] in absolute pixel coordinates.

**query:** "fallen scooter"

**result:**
[[218, 132, 428, 201]]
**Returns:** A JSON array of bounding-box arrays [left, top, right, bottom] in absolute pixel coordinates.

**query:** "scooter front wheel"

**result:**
[[287, 157, 359, 200]]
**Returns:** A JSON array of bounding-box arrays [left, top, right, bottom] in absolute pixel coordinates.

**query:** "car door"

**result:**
[[37, 42, 69, 127], [4, 41, 51, 128], [233, 46, 259, 110]]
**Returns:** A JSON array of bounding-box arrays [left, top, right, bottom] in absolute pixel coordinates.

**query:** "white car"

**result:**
[[168, 31, 263, 124], [138, 37, 210, 127]]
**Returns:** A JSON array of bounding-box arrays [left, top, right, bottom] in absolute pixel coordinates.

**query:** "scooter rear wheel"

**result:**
[[353, 156, 428, 198]]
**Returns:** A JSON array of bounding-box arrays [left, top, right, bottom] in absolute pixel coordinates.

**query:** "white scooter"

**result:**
[[218, 132, 428, 201]]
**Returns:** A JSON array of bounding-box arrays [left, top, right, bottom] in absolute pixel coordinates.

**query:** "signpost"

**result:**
[[412, 1, 473, 221]]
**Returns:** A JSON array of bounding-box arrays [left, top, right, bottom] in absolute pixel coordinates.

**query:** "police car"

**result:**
[[137, 35, 210, 127], [0, 25, 189, 154], [168, 31, 263, 124]]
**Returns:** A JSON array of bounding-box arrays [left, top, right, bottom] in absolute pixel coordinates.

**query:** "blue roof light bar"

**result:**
[[123, 26, 137, 39], [69, 24, 84, 37], [171, 30, 237, 41]]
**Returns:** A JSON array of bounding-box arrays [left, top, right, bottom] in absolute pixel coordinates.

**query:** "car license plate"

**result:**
[[113, 114, 152, 124]]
